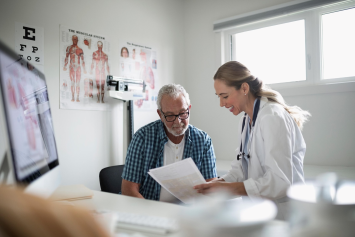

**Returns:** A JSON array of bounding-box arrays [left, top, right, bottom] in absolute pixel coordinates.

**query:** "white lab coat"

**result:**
[[221, 97, 306, 220]]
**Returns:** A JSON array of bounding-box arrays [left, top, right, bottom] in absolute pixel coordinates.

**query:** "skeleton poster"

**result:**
[[60, 25, 111, 110], [118, 41, 158, 111]]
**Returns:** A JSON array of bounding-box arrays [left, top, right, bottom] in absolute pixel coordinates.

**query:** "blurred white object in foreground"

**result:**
[[287, 172, 355, 237], [179, 193, 277, 237]]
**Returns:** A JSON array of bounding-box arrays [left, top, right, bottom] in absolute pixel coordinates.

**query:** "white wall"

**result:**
[[0, 0, 185, 190], [183, 0, 355, 175]]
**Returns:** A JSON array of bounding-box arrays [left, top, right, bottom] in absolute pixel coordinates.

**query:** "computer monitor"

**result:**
[[0, 40, 60, 198]]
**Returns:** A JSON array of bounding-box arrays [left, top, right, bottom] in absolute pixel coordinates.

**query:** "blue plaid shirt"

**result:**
[[122, 120, 217, 201]]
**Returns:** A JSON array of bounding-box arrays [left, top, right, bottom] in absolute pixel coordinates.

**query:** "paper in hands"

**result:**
[[148, 158, 206, 204]]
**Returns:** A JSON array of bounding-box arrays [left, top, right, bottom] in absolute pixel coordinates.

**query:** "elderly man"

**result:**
[[122, 84, 217, 203]]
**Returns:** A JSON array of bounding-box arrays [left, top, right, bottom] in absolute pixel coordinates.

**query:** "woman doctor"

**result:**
[[194, 61, 310, 220]]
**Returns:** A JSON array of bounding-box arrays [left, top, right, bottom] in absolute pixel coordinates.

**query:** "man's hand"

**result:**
[[63, 66, 67, 71], [205, 177, 218, 182]]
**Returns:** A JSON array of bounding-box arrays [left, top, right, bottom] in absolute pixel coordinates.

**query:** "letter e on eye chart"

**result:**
[[15, 22, 44, 73]]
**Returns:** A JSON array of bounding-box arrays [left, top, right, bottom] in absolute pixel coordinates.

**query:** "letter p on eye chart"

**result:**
[[148, 158, 206, 204]]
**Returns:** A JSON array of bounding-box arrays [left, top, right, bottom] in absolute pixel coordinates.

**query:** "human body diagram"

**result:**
[[60, 26, 112, 110], [117, 43, 158, 110], [90, 41, 110, 103], [63, 35, 87, 102], [134, 48, 155, 108], [139, 49, 155, 90]]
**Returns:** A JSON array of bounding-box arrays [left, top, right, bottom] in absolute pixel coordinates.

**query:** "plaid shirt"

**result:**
[[122, 120, 217, 201]]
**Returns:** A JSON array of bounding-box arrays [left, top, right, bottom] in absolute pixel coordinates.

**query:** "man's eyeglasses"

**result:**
[[160, 108, 190, 122]]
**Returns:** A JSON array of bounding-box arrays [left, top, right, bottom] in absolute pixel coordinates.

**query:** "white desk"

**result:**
[[69, 190, 186, 218], [69, 190, 186, 236], [69, 191, 290, 237]]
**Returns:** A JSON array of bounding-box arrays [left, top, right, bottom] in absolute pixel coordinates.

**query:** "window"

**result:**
[[322, 7, 355, 80], [220, 1, 355, 89], [233, 20, 306, 84]]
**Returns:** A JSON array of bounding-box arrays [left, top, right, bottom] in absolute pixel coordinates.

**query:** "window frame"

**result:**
[[219, 0, 355, 92], [317, 2, 355, 84]]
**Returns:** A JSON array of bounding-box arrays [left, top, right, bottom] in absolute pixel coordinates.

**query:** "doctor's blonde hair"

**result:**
[[214, 61, 311, 130]]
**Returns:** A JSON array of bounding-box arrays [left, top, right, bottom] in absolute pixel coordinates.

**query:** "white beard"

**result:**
[[164, 121, 188, 137]]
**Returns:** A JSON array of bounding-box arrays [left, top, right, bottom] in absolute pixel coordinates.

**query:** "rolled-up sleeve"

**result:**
[[199, 135, 218, 180], [122, 132, 145, 184]]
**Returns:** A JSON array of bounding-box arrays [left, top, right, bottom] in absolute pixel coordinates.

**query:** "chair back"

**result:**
[[99, 165, 124, 194]]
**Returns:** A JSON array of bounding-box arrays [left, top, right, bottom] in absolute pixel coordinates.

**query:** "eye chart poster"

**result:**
[[59, 25, 112, 111], [15, 22, 44, 74]]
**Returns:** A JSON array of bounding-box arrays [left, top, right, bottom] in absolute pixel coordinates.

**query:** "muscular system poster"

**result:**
[[60, 25, 111, 110], [118, 41, 158, 111]]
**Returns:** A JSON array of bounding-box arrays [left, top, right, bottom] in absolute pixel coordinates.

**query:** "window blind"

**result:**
[[213, 0, 347, 31]]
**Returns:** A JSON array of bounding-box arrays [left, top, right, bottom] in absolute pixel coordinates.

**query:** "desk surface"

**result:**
[[69, 190, 289, 237], [70, 190, 186, 218], [69, 190, 187, 236]]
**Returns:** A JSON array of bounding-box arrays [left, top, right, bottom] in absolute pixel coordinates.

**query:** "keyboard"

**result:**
[[115, 212, 179, 235]]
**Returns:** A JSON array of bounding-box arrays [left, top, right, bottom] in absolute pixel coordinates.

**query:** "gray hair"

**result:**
[[157, 84, 191, 110]]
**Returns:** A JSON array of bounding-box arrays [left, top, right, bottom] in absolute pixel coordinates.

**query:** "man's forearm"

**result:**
[[121, 180, 145, 199]]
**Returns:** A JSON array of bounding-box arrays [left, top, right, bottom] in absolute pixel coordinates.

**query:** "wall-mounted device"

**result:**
[[106, 75, 146, 102]]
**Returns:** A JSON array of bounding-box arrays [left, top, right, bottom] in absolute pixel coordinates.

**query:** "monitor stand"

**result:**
[[128, 100, 134, 143], [0, 150, 60, 199], [0, 152, 13, 184], [24, 165, 61, 199]]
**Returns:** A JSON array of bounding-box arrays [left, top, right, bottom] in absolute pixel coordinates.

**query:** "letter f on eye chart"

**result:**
[[148, 158, 206, 204]]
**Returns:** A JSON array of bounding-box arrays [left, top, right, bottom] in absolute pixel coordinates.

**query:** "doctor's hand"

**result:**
[[194, 181, 247, 196]]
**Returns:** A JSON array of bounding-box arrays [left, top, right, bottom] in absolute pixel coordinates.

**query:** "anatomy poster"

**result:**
[[118, 41, 158, 111], [60, 25, 112, 110]]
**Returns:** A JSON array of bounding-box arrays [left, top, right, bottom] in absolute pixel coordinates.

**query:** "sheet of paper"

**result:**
[[49, 184, 93, 201], [148, 158, 206, 204]]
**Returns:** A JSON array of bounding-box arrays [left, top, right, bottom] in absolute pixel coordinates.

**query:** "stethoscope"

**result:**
[[237, 98, 260, 160]]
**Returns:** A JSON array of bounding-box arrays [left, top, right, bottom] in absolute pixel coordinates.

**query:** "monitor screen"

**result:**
[[0, 41, 59, 185]]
